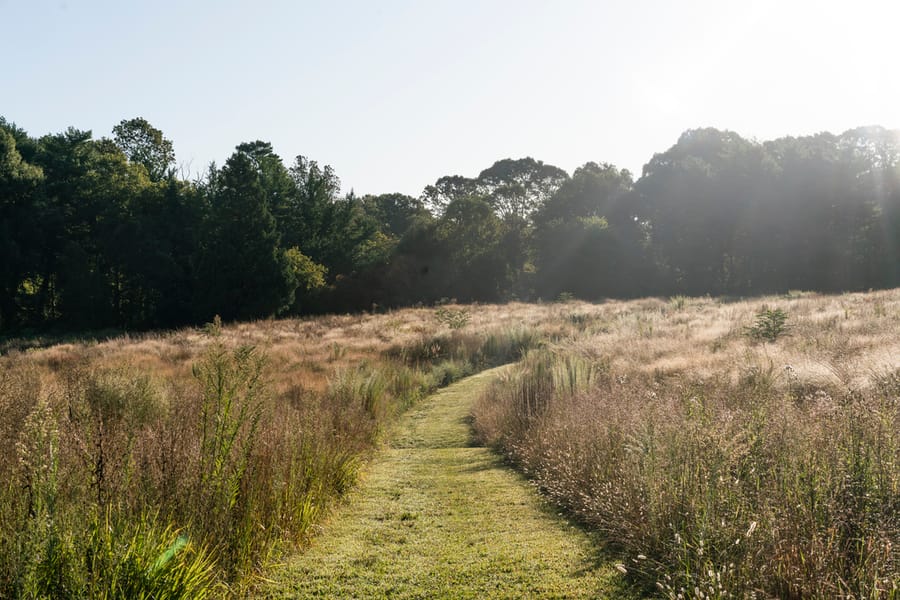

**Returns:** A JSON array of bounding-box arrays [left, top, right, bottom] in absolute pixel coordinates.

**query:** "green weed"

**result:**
[[745, 307, 789, 342], [434, 307, 471, 330]]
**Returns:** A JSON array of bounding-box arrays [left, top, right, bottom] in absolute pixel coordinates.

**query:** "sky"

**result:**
[[3, 0, 899, 196]]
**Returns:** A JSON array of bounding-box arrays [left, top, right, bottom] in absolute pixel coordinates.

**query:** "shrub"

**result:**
[[477, 326, 541, 366], [669, 295, 688, 310], [745, 307, 789, 342], [190, 340, 266, 577], [434, 307, 471, 330]]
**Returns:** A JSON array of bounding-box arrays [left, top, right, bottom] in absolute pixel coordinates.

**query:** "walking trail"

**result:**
[[258, 366, 627, 599]]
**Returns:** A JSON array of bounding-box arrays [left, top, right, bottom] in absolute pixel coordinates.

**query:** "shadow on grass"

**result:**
[[1, 326, 137, 354], [461, 413, 487, 448]]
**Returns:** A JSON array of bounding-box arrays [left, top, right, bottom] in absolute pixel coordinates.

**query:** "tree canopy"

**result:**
[[2, 115, 899, 334]]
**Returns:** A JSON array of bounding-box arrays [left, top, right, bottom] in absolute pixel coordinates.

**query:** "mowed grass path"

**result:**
[[257, 366, 628, 599]]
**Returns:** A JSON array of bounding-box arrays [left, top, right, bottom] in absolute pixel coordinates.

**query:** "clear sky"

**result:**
[[3, 0, 899, 196]]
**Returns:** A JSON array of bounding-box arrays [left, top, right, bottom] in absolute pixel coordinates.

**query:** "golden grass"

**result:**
[[0, 303, 549, 595], [8, 303, 563, 394], [3, 290, 899, 596], [473, 289, 900, 598]]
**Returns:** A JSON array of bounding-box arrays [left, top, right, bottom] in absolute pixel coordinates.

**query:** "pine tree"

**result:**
[[195, 150, 294, 321]]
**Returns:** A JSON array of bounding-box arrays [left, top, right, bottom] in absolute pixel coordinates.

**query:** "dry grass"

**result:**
[[9, 303, 558, 388], [0, 304, 548, 596], [473, 290, 900, 598], [5, 292, 898, 597]]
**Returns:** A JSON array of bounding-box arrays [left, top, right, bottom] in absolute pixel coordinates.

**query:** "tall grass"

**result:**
[[0, 310, 542, 596], [473, 294, 900, 598]]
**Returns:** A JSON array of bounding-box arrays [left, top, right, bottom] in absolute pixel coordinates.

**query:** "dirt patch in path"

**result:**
[[257, 366, 629, 599]]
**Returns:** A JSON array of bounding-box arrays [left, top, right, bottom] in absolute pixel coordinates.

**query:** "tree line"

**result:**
[[2, 117, 899, 333]]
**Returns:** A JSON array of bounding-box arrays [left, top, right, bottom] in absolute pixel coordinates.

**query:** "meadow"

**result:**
[[473, 290, 900, 598], [1, 291, 898, 598], [0, 305, 544, 597]]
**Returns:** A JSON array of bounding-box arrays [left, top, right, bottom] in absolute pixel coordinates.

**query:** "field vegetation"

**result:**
[[2, 290, 898, 597], [0, 304, 547, 597], [259, 366, 625, 599], [473, 290, 900, 598]]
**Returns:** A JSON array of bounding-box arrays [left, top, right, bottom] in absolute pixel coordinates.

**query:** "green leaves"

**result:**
[[745, 307, 789, 342], [112, 117, 175, 182], [434, 307, 471, 330], [195, 149, 294, 320], [284, 247, 327, 292]]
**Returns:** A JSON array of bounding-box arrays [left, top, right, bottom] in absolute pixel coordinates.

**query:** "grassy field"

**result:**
[[1, 290, 898, 597], [0, 305, 549, 597], [258, 366, 628, 598], [474, 290, 900, 598]]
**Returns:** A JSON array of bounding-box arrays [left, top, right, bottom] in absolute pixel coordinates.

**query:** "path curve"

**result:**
[[257, 366, 625, 599]]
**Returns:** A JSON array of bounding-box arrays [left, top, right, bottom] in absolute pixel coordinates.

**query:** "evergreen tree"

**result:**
[[0, 128, 44, 330], [195, 149, 294, 321]]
